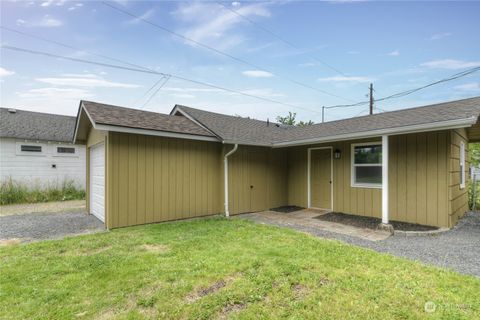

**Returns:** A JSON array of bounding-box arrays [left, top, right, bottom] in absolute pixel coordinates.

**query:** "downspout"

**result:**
[[224, 144, 238, 217]]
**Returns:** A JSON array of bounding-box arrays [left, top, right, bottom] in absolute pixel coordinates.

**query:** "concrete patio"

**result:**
[[241, 209, 392, 241]]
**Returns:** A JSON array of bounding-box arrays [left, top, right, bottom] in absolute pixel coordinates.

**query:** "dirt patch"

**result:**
[[318, 277, 330, 286], [0, 238, 22, 246], [315, 212, 438, 232], [0, 200, 85, 217], [292, 283, 309, 299], [186, 274, 239, 303], [140, 244, 170, 254], [218, 302, 247, 319], [270, 206, 304, 213]]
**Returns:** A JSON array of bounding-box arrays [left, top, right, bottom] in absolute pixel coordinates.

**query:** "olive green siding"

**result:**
[[449, 128, 469, 226], [388, 132, 450, 227], [85, 126, 469, 229], [106, 132, 223, 228], [287, 131, 461, 227], [227, 146, 288, 215], [287, 139, 382, 218]]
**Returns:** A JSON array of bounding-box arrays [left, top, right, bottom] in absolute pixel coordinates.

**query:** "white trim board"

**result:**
[[307, 146, 333, 211]]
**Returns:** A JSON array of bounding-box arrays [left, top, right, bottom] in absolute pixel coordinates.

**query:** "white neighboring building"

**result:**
[[0, 108, 86, 188]]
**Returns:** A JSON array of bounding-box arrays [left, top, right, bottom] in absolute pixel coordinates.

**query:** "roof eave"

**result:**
[[272, 117, 478, 148], [94, 123, 220, 142]]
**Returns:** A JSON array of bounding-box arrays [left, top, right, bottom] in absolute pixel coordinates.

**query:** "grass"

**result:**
[[1, 218, 479, 319], [0, 178, 85, 205]]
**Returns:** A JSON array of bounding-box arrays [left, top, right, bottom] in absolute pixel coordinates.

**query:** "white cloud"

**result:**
[[429, 32, 452, 41], [454, 83, 480, 92], [420, 59, 480, 70], [232, 2, 241, 7], [163, 87, 223, 93], [347, 50, 360, 55], [298, 62, 318, 67], [0, 67, 15, 77], [16, 19, 27, 26], [36, 75, 140, 88], [172, 2, 271, 49], [40, 0, 66, 7], [240, 88, 286, 98], [17, 87, 92, 100], [38, 15, 63, 27], [126, 8, 155, 24], [387, 50, 400, 56], [242, 70, 274, 78], [318, 76, 373, 83]]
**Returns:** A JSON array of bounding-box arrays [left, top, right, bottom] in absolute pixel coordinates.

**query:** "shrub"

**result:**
[[0, 178, 85, 205]]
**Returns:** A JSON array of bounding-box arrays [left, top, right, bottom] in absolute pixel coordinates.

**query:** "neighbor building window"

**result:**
[[21, 145, 42, 152], [351, 142, 382, 188], [57, 147, 75, 154], [460, 141, 465, 189]]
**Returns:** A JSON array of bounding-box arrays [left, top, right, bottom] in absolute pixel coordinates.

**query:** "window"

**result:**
[[351, 143, 382, 188], [460, 141, 465, 189], [57, 147, 75, 154], [21, 145, 42, 152]]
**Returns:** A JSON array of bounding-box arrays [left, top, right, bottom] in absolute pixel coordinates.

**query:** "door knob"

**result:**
[[250, 185, 254, 189]]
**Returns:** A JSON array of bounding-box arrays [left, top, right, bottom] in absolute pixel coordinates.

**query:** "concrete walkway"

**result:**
[[0, 200, 85, 217], [241, 210, 480, 277]]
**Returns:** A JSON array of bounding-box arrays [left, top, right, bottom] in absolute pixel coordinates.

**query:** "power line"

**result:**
[[1, 45, 322, 115], [324, 66, 480, 110], [0, 26, 151, 71], [133, 75, 168, 107], [101, 1, 354, 102], [217, 1, 348, 77], [141, 75, 171, 108]]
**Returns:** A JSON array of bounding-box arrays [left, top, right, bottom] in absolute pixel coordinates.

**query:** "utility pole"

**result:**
[[322, 106, 325, 123], [369, 83, 374, 115]]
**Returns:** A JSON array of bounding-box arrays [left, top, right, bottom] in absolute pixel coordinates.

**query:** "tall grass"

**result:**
[[0, 178, 85, 205]]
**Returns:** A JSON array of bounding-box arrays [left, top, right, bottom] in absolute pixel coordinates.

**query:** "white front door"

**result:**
[[89, 142, 105, 223]]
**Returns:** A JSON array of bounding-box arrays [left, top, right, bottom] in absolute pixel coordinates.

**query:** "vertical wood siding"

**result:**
[[449, 128, 469, 226], [388, 132, 449, 227], [287, 140, 382, 218], [287, 133, 454, 227], [107, 132, 223, 228], [228, 145, 288, 214]]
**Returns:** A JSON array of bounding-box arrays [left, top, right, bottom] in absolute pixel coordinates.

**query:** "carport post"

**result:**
[[381, 135, 389, 225], [224, 144, 238, 217]]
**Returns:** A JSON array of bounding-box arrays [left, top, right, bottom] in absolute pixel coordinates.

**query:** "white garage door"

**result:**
[[90, 142, 105, 223]]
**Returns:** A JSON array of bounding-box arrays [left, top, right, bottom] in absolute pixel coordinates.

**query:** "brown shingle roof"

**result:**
[[82, 101, 215, 138], [175, 96, 480, 146]]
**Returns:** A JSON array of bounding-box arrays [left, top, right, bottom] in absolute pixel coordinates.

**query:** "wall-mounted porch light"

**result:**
[[334, 149, 341, 159]]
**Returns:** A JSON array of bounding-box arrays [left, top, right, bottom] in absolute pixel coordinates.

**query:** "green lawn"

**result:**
[[1, 218, 479, 319]]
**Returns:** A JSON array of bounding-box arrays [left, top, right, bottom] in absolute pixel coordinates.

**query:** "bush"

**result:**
[[0, 178, 85, 205], [468, 180, 480, 211]]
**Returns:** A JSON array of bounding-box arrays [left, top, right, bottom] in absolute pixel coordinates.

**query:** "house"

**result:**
[[73, 97, 480, 228], [0, 108, 86, 188]]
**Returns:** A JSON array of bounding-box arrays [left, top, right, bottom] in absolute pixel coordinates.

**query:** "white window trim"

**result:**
[[15, 141, 46, 157], [351, 141, 382, 189], [53, 144, 78, 158], [460, 141, 466, 189]]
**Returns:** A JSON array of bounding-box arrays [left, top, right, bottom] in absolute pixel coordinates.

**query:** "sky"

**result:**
[[1, 0, 479, 123]]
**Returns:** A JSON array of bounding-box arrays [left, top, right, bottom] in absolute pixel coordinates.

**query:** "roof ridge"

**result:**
[[82, 100, 182, 118]]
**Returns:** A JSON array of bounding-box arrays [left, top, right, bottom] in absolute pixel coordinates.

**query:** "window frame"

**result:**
[[55, 145, 77, 157], [460, 141, 466, 189], [16, 141, 45, 156], [351, 142, 382, 189]]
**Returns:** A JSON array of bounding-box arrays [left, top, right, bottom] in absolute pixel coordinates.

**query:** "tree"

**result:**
[[470, 143, 480, 167], [276, 112, 314, 126]]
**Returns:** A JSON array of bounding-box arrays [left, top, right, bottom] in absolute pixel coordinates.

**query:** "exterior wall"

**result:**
[[287, 139, 382, 218], [449, 128, 469, 226], [227, 145, 288, 215], [388, 131, 450, 227], [0, 137, 86, 188], [287, 131, 455, 227], [106, 132, 223, 228]]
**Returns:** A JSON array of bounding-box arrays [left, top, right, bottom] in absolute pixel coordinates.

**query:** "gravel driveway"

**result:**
[[0, 211, 105, 243], [241, 211, 480, 277]]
